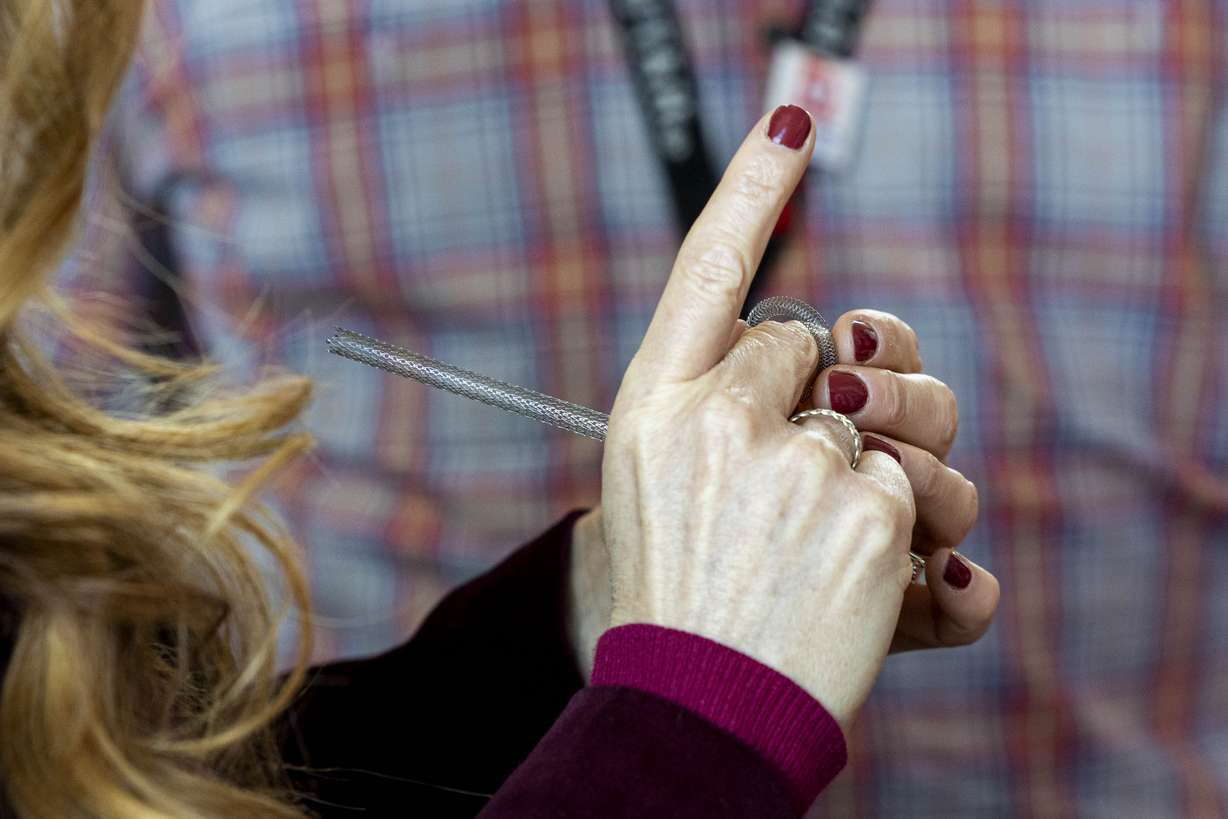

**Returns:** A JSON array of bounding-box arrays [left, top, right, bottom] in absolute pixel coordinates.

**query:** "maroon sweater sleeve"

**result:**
[[281, 512, 846, 817], [479, 626, 846, 818]]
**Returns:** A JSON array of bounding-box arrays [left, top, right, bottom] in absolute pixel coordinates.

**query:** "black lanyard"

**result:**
[[609, 0, 869, 303], [606, 0, 717, 235]]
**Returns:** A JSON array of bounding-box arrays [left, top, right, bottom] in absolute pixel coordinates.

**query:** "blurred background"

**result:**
[[60, 1, 1226, 816]]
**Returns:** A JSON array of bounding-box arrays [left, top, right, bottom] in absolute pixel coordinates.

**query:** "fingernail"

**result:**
[[828, 371, 868, 414], [862, 435, 900, 463], [767, 105, 811, 150], [943, 553, 972, 589], [852, 321, 878, 362]]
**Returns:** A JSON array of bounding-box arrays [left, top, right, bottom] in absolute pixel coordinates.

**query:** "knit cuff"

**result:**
[[591, 624, 846, 813]]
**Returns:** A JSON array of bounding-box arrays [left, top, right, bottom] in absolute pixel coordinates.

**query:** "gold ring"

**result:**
[[788, 408, 862, 468]]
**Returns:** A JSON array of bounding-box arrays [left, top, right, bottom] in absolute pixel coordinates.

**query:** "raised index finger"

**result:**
[[633, 105, 815, 383]]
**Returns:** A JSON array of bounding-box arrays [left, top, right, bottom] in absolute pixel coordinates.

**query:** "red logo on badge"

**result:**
[[800, 59, 835, 123]]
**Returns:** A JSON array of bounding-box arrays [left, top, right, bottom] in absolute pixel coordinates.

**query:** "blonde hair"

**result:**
[[0, 2, 314, 816]]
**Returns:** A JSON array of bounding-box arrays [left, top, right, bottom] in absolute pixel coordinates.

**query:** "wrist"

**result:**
[[566, 507, 610, 682]]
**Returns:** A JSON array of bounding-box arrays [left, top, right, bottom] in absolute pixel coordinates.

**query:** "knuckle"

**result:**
[[780, 320, 819, 366], [731, 154, 788, 209], [871, 482, 907, 516], [698, 392, 757, 440], [851, 499, 905, 551], [882, 371, 910, 429], [931, 380, 959, 447], [912, 450, 946, 500], [864, 479, 900, 512], [781, 429, 845, 471], [876, 487, 912, 532], [751, 321, 817, 369], [680, 237, 751, 306], [956, 477, 980, 532]]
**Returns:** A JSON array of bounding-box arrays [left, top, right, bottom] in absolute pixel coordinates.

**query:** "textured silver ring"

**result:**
[[908, 551, 926, 584], [788, 408, 862, 469]]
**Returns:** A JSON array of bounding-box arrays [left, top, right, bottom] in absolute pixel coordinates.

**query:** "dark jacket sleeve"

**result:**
[[280, 511, 588, 817]]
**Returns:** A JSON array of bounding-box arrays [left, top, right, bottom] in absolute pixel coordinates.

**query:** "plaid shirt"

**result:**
[[63, 0, 1228, 815]]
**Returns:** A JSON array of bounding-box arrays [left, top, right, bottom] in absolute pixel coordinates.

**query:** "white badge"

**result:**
[[764, 39, 867, 172]]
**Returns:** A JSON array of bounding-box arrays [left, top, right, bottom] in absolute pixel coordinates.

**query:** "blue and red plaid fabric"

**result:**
[[62, 0, 1228, 815]]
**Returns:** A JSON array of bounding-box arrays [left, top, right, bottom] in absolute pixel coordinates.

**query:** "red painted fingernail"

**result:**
[[767, 105, 811, 150], [863, 435, 901, 463], [828, 371, 868, 414], [943, 553, 972, 589], [852, 321, 878, 362]]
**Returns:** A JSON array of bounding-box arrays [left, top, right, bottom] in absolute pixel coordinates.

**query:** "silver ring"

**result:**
[[909, 551, 926, 584], [788, 408, 862, 468]]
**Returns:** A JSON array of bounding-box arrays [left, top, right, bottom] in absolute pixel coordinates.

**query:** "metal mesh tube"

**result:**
[[326, 328, 613, 440], [326, 297, 835, 442]]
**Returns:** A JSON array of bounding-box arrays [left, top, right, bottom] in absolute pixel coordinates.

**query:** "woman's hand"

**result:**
[[567, 312, 1000, 678], [599, 107, 921, 726]]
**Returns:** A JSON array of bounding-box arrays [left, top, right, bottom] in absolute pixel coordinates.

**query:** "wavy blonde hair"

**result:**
[[0, 2, 314, 816]]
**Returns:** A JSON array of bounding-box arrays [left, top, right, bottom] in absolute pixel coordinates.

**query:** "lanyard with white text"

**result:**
[[609, 0, 871, 300], [606, 0, 717, 236]]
